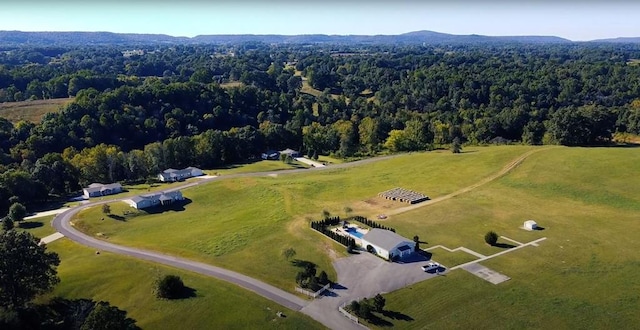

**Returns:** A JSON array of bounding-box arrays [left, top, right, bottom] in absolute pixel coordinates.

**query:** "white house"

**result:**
[[524, 220, 538, 231], [279, 148, 300, 158], [123, 190, 184, 209], [157, 167, 204, 182], [83, 183, 123, 199], [360, 228, 416, 261]]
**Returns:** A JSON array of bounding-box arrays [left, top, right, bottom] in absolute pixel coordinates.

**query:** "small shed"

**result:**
[[524, 220, 538, 231]]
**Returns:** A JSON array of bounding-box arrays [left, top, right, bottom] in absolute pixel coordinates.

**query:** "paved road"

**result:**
[[49, 149, 546, 329], [51, 153, 404, 329], [25, 208, 70, 220], [52, 205, 308, 311]]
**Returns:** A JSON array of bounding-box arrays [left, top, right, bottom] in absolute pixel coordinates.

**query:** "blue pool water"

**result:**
[[346, 227, 365, 238]]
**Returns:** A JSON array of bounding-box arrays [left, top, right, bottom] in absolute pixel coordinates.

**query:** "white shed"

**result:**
[[524, 220, 538, 231], [360, 228, 415, 261]]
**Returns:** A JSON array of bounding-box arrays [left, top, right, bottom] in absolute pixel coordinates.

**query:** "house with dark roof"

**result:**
[[261, 150, 280, 160], [360, 228, 416, 261], [157, 167, 203, 182], [83, 183, 123, 199], [123, 190, 184, 209]]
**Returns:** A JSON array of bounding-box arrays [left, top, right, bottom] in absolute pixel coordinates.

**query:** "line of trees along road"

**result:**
[[1, 42, 640, 216]]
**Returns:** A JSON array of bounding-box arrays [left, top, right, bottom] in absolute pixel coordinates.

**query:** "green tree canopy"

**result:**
[[81, 301, 140, 330], [0, 231, 60, 309]]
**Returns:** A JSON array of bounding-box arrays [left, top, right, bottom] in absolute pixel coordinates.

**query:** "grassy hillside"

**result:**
[[0, 98, 73, 123], [372, 147, 640, 328], [40, 239, 323, 330], [72, 146, 535, 291], [26, 145, 640, 328]]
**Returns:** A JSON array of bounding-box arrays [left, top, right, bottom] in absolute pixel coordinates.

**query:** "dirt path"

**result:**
[[387, 147, 556, 216]]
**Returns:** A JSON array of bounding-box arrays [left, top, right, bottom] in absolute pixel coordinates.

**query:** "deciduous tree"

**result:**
[[0, 231, 60, 309]]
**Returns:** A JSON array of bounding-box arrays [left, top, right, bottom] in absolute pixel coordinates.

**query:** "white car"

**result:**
[[421, 262, 441, 272]]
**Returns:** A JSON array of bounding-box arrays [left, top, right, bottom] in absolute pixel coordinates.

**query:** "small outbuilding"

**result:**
[[524, 220, 538, 231]]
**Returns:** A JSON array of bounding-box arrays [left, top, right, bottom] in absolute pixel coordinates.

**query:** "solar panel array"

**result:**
[[379, 187, 429, 204]]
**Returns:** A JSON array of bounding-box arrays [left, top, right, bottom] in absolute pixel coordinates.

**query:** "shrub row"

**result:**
[[350, 216, 395, 232], [310, 218, 356, 247]]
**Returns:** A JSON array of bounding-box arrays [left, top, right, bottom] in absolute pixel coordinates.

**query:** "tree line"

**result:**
[[2, 42, 640, 216]]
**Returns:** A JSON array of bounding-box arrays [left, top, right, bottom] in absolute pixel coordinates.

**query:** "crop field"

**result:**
[[0, 98, 73, 123]]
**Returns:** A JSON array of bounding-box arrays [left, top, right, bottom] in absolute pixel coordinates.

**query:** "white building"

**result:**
[[360, 228, 416, 261], [123, 190, 184, 209], [158, 167, 204, 182], [524, 220, 538, 231], [83, 183, 123, 199]]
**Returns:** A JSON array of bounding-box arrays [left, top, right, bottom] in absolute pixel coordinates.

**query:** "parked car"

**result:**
[[421, 262, 441, 272]]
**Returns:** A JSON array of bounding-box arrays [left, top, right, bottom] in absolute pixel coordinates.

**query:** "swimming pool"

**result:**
[[345, 227, 365, 239]]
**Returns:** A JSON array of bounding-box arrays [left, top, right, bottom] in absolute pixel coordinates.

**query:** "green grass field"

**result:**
[[0, 98, 73, 123], [208, 159, 309, 175], [367, 147, 640, 328], [62, 145, 640, 328], [71, 146, 535, 291], [17, 215, 57, 239], [38, 239, 323, 329]]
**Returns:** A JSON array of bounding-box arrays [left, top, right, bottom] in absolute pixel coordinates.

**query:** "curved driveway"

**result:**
[[52, 154, 402, 328], [51, 149, 546, 329]]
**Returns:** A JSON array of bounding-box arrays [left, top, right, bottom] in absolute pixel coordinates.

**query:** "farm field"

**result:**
[[368, 147, 640, 328], [0, 98, 73, 123], [71, 146, 535, 291]]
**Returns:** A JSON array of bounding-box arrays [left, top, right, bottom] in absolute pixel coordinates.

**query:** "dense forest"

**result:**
[[1, 42, 640, 215]]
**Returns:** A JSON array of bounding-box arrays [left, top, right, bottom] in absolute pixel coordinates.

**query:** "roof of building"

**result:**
[[362, 228, 413, 251], [160, 167, 202, 177], [84, 182, 122, 193], [280, 148, 298, 155], [127, 196, 145, 203], [127, 190, 182, 205]]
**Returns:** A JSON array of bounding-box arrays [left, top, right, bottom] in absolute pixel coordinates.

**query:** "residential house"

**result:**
[[123, 190, 184, 209], [279, 148, 300, 158], [83, 183, 123, 199], [158, 167, 204, 182], [261, 150, 280, 160]]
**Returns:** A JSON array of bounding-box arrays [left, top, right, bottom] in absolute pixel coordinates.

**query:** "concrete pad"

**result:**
[[294, 157, 326, 167], [198, 175, 218, 179], [39, 232, 64, 245], [461, 263, 510, 284], [25, 208, 68, 220]]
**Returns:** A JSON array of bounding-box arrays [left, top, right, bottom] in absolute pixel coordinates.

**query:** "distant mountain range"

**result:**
[[0, 30, 637, 46]]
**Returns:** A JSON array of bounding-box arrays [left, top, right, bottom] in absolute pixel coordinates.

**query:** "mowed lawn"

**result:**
[[71, 146, 535, 291], [39, 239, 323, 330], [0, 98, 73, 123], [374, 147, 640, 329]]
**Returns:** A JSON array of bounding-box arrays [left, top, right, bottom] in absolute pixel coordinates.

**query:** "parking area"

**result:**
[[461, 263, 510, 284], [333, 252, 445, 300]]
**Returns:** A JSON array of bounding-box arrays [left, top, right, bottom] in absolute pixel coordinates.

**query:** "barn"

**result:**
[[360, 228, 416, 261]]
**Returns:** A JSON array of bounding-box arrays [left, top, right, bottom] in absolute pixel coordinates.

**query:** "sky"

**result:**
[[1, 0, 639, 41]]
